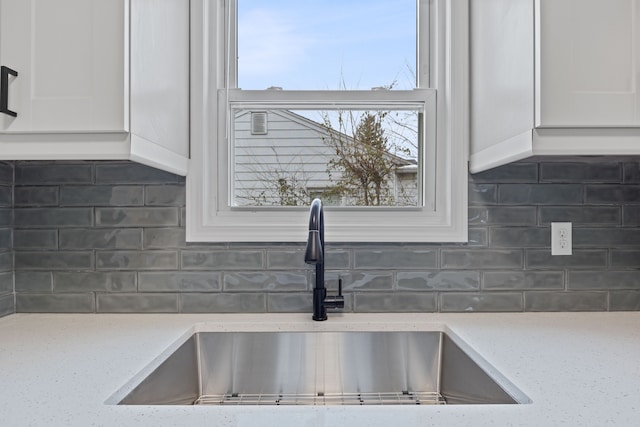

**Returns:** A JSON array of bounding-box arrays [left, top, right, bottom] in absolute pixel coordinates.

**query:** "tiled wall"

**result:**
[[10, 158, 640, 314], [0, 161, 13, 317]]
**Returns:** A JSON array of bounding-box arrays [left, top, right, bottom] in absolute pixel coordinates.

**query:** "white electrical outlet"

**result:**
[[551, 222, 572, 256]]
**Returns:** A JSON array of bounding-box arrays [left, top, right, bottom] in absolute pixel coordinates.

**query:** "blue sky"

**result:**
[[237, 0, 416, 90]]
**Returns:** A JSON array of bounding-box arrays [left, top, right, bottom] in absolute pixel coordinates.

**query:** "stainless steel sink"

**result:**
[[114, 331, 529, 406]]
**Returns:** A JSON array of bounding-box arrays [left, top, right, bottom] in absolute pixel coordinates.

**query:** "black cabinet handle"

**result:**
[[1, 66, 18, 117]]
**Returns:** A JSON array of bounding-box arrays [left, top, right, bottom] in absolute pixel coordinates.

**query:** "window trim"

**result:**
[[187, 0, 469, 243]]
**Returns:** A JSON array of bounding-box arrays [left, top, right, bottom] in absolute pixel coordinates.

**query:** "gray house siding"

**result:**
[[232, 110, 336, 206]]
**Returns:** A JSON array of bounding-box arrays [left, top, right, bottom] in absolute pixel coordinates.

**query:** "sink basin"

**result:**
[[113, 331, 529, 406]]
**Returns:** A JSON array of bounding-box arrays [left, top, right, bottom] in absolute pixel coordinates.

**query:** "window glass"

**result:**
[[231, 106, 422, 207], [237, 0, 416, 90]]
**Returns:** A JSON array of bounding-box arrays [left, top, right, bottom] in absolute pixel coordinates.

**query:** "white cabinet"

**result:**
[[470, 0, 640, 173], [538, 0, 640, 127], [0, 0, 125, 132], [0, 0, 189, 175]]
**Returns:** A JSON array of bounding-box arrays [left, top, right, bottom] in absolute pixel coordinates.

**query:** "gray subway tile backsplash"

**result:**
[[499, 184, 583, 205], [440, 292, 524, 312], [0, 162, 12, 185], [53, 271, 137, 293], [397, 271, 480, 291], [524, 291, 608, 312], [470, 162, 538, 183], [180, 293, 266, 313], [0, 294, 14, 317], [0, 209, 13, 227], [96, 163, 184, 184], [539, 206, 621, 226], [0, 186, 11, 206], [0, 162, 11, 317], [14, 207, 93, 228], [325, 250, 351, 269], [267, 248, 351, 270], [468, 206, 537, 226], [585, 185, 640, 204], [4, 158, 640, 315], [622, 206, 640, 225], [95, 207, 179, 227], [354, 292, 437, 312], [610, 250, 640, 268], [144, 185, 186, 206], [60, 185, 144, 207], [468, 183, 497, 204], [15, 163, 93, 185], [0, 271, 12, 294], [540, 162, 621, 183], [267, 293, 315, 313], [96, 293, 179, 313], [16, 293, 95, 313], [526, 249, 607, 269], [483, 271, 564, 291], [143, 227, 187, 249], [182, 250, 264, 270], [489, 227, 550, 248], [573, 228, 640, 247], [267, 250, 309, 269], [467, 228, 488, 246], [0, 228, 11, 249], [337, 271, 394, 291], [15, 251, 94, 270], [568, 271, 640, 290], [609, 291, 640, 311], [354, 249, 437, 269], [59, 228, 142, 250], [441, 249, 523, 269], [96, 250, 178, 270], [14, 186, 59, 207], [623, 162, 640, 183], [13, 229, 58, 249], [223, 271, 308, 292], [0, 252, 11, 272], [138, 271, 222, 292], [15, 272, 52, 293]]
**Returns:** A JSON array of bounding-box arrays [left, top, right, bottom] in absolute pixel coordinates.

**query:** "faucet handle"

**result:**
[[324, 278, 345, 310]]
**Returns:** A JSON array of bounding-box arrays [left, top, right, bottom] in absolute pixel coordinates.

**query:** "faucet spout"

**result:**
[[304, 198, 343, 321], [304, 230, 323, 264], [304, 199, 323, 264]]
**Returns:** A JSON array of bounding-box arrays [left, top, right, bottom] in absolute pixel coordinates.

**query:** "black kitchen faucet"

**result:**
[[304, 198, 344, 321]]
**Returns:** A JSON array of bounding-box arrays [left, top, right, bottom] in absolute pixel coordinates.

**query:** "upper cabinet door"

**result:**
[[537, 0, 640, 127], [0, 0, 126, 132]]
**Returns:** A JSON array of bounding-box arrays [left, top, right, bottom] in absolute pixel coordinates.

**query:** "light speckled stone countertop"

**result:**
[[0, 312, 639, 426]]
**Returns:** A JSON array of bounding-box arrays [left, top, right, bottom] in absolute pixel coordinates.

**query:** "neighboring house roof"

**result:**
[[235, 109, 416, 166]]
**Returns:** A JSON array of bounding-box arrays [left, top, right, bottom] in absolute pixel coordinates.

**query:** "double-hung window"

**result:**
[[187, 0, 468, 242]]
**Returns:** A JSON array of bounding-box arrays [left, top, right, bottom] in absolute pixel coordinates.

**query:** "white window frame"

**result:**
[[187, 0, 468, 243]]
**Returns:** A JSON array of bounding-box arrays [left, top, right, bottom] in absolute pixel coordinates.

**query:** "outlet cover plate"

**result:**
[[551, 222, 572, 256]]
